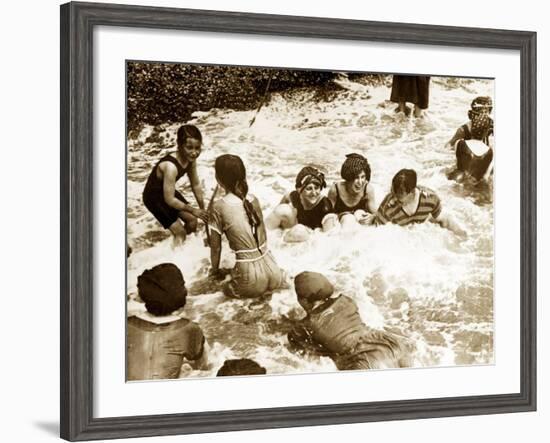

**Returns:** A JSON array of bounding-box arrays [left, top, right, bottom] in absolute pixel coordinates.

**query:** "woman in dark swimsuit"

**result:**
[[142, 124, 209, 245], [327, 153, 377, 229], [266, 166, 334, 242], [446, 98, 494, 182]]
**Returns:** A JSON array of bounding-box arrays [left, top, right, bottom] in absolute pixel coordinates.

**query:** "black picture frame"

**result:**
[[60, 1, 537, 441]]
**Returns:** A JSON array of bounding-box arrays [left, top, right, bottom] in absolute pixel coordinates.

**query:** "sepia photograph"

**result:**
[[125, 61, 495, 381]]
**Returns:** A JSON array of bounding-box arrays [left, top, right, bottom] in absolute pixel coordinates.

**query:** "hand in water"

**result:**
[[209, 268, 231, 281], [455, 227, 468, 240], [357, 213, 376, 226]]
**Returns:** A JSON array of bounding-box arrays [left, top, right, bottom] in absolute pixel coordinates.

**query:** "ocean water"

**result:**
[[127, 75, 494, 377]]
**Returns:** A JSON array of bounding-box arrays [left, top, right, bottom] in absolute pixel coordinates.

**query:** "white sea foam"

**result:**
[[127, 76, 494, 374]]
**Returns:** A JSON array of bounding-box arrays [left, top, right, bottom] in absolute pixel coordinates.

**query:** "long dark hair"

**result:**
[[215, 154, 262, 247]]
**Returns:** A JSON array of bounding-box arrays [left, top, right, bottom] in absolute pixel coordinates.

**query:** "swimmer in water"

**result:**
[[374, 168, 467, 238], [446, 97, 494, 182], [208, 154, 285, 299], [266, 165, 335, 242], [326, 153, 377, 230], [288, 271, 412, 370], [142, 124, 209, 246]]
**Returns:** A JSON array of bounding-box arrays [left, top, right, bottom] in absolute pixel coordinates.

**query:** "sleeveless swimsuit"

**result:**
[[333, 183, 369, 216], [460, 123, 492, 145], [143, 154, 191, 229], [289, 191, 333, 229], [456, 139, 493, 181]]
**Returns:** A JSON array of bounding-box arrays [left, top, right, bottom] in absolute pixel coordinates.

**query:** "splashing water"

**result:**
[[127, 76, 494, 377]]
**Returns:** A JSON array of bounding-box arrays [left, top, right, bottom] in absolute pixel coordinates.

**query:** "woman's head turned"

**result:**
[[176, 124, 202, 147], [391, 169, 417, 198], [177, 125, 203, 162]]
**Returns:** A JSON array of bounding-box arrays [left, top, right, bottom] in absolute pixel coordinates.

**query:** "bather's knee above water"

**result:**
[[283, 224, 311, 243], [321, 213, 339, 232]]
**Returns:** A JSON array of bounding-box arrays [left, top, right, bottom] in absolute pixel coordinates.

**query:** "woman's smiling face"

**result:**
[[349, 170, 367, 194], [179, 137, 202, 162], [301, 182, 321, 205]]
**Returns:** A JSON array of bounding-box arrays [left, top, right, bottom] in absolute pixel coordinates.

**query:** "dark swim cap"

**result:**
[[137, 263, 187, 316], [295, 166, 326, 190], [340, 153, 371, 181], [468, 96, 493, 120], [294, 271, 334, 302], [216, 359, 266, 376], [471, 112, 493, 140], [471, 96, 493, 112]]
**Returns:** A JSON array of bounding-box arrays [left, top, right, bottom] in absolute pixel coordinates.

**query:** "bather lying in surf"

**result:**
[[288, 271, 412, 370]]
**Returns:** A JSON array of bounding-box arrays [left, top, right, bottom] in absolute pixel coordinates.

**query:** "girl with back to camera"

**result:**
[[208, 154, 285, 298]]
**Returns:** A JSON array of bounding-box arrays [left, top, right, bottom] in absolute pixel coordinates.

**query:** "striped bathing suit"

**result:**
[[375, 186, 442, 226]]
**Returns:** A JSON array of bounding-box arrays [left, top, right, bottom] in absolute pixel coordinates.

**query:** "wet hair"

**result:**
[[137, 263, 187, 316], [215, 155, 262, 247], [340, 153, 371, 182], [216, 358, 267, 376], [176, 124, 203, 147], [391, 169, 417, 197]]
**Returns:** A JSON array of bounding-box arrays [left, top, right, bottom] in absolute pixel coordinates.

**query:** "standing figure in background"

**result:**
[[209, 154, 285, 299], [216, 359, 267, 376], [390, 75, 431, 118], [142, 124, 209, 245]]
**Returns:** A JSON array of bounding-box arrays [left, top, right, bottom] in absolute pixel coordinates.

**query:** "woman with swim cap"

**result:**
[[447, 96, 494, 148], [327, 153, 377, 229], [288, 271, 412, 370], [127, 263, 207, 381], [447, 96, 494, 182], [266, 165, 335, 242]]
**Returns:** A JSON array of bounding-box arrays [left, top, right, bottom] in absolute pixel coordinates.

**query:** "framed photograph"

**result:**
[[60, 1, 536, 441]]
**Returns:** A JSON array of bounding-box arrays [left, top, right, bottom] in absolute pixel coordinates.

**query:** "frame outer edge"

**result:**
[[60, 2, 538, 441], [61, 1, 96, 441], [521, 30, 537, 411], [60, 2, 71, 440]]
